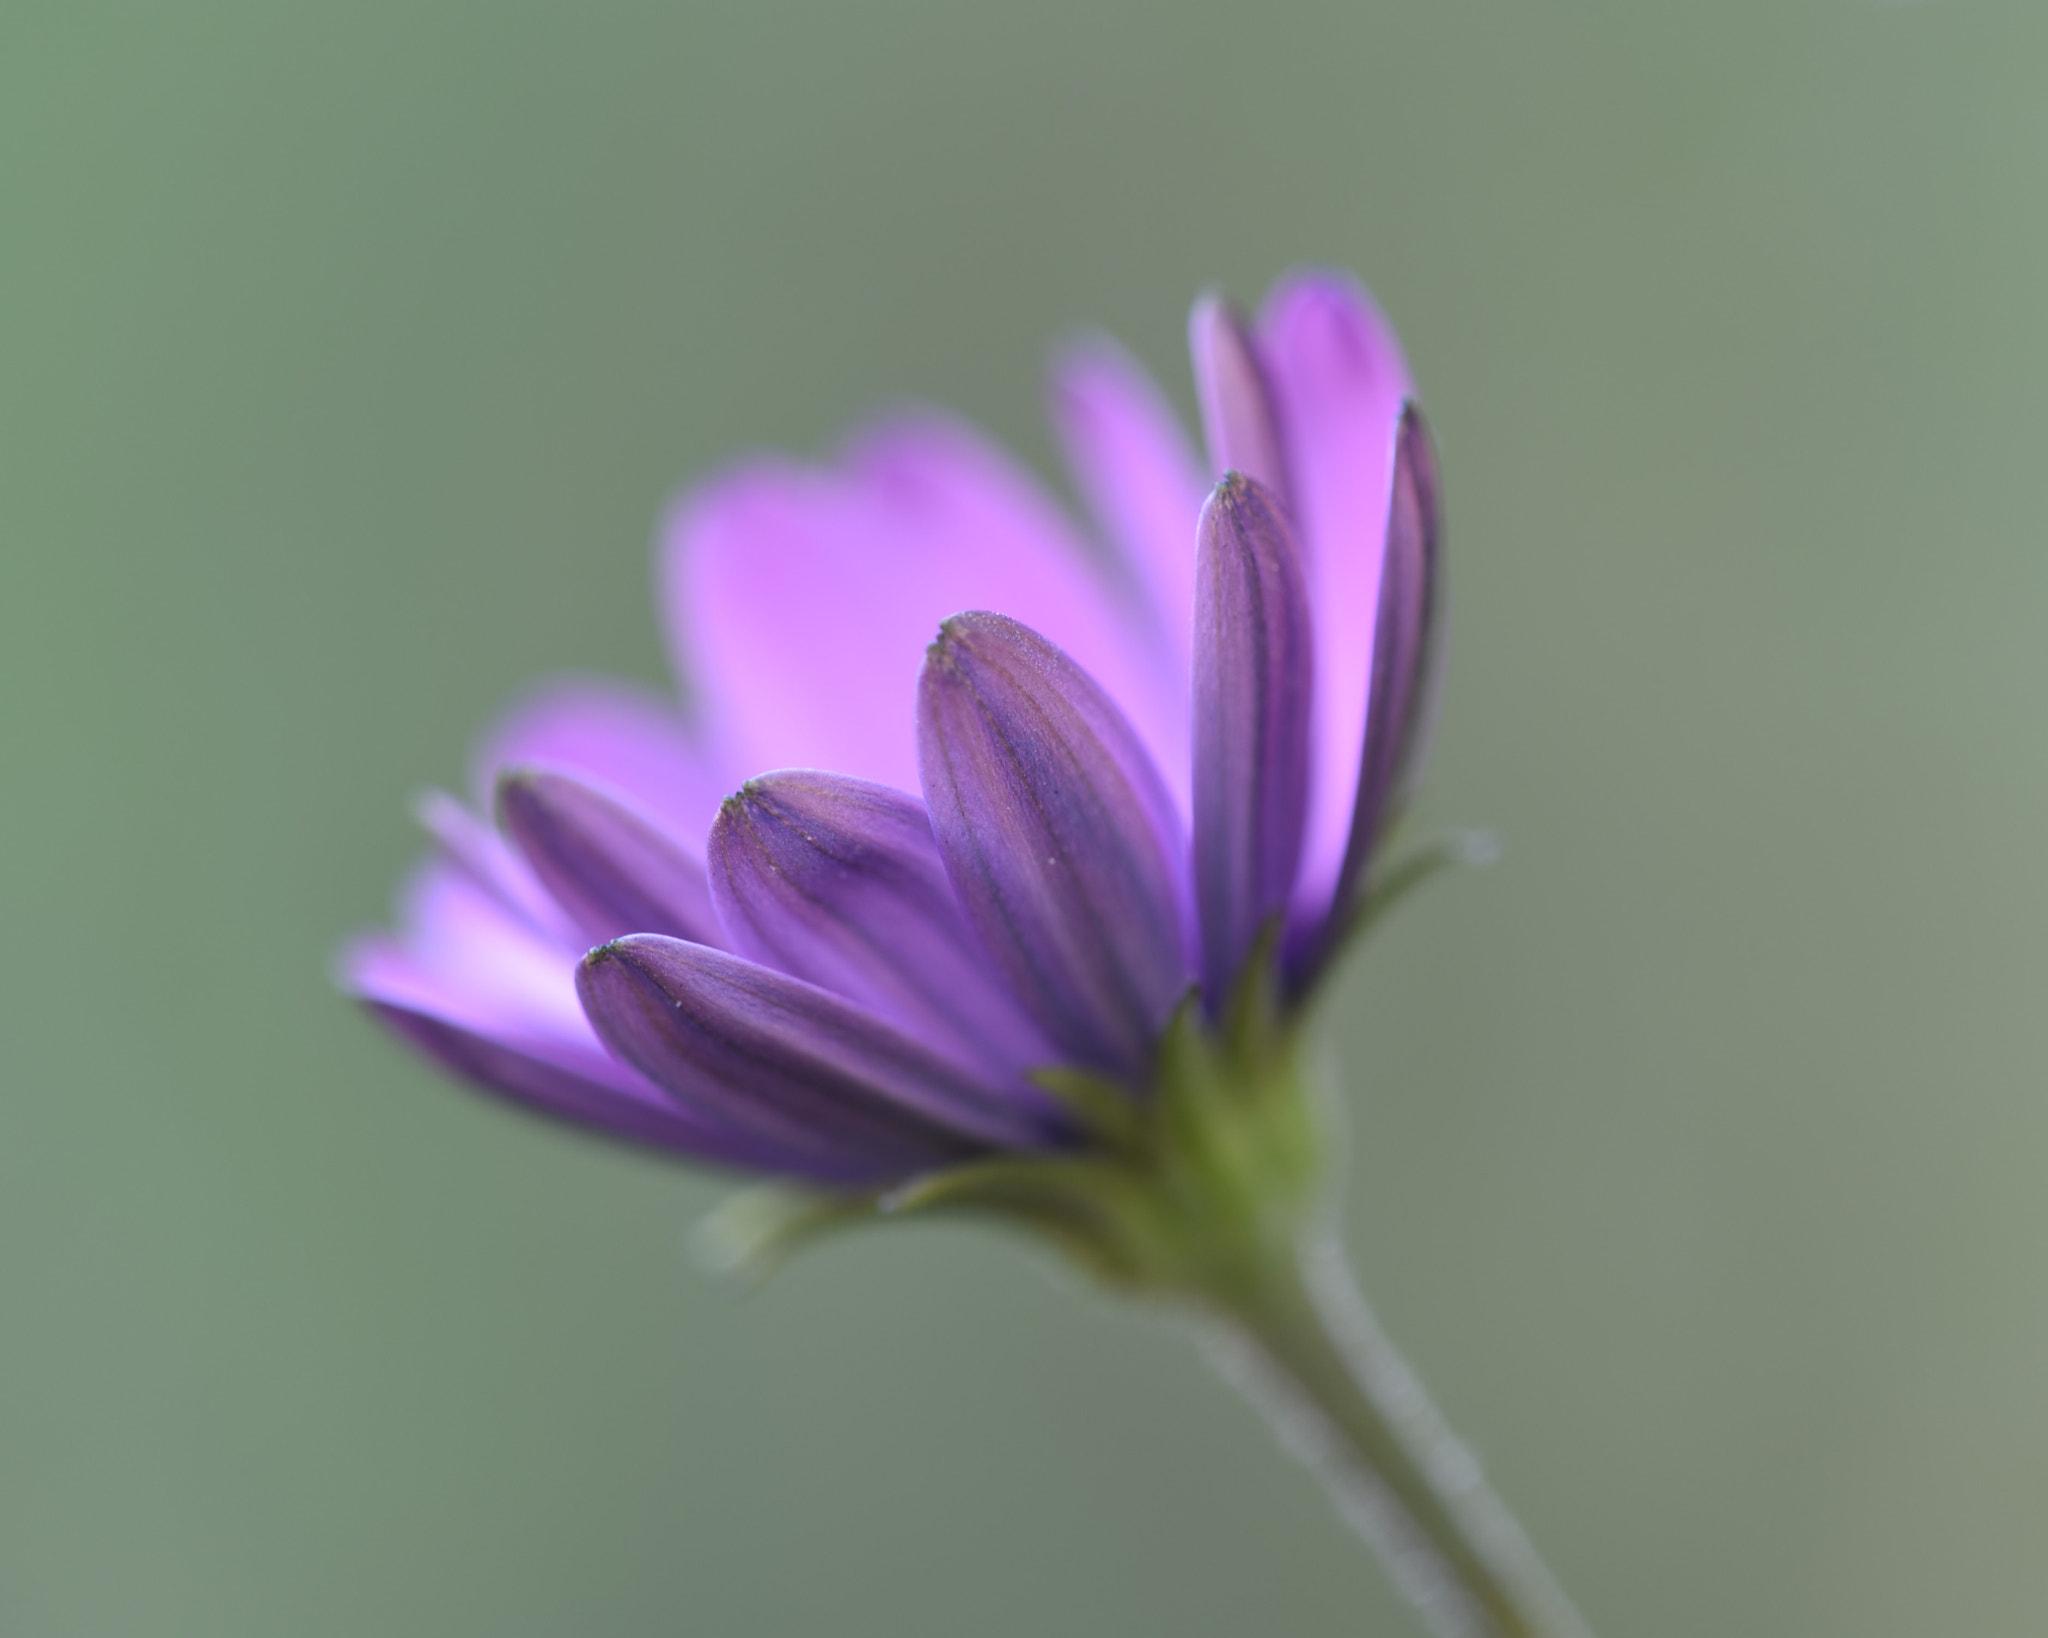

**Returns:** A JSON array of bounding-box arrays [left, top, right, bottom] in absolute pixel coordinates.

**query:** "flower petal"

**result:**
[[342, 863, 848, 1177], [473, 677, 736, 843], [1255, 271, 1414, 922], [709, 771, 1058, 1087], [1190, 294, 1288, 501], [345, 860, 600, 1046], [578, 937, 1059, 1173], [361, 1000, 825, 1174], [1193, 475, 1314, 1000], [414, 788, 579, 943], [664, 412, 1188, 812], [1381, 404, 1449, 816], [1048, 338, 1207, 686], [917, 612, 1194, 1081], [496, 769, 724, 947], [1309, 402, 1445, 973]]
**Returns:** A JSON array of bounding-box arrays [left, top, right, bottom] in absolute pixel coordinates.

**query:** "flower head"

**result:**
[[333, 275, 1611, 1638], [344, 270, 1442, 1221]]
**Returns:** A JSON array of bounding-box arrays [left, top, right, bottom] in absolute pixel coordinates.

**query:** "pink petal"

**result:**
[[414, 788, 579, 944], [1189, 294, 1287, 499], [346, 863, 912, 1179], [1256, 271, 1414, 919], [662, 412, 1188, 813], [472, 677, 738, 846], [343, 861, 620, 1073], [1048, 338, 1208, 690]]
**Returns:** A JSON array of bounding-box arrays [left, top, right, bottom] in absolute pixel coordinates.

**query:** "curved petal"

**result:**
[[345, 861, 605, 1049], [579, 936, 1062, 1175], [1194, 476, 1313, 1001], [1297, 402, 1446, 981], [414, 788, 579, 944], [496, 769, 724, 947], [362, 1001, 830, 1175], [1255, 271, 1414, 922], [473, 676, 736, 845], [710, 771, 1058, 1087], [663, 412, 1188, 813], [1381, 404, 1449, 817], [342, 863, 847, 1178], [1048, 337, 1207, 687], [918, 612, 1194, 1082], [1190, 294, 1287, 500]]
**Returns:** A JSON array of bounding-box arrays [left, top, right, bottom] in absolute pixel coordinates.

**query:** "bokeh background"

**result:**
[[7, 2, 2047, 1633]]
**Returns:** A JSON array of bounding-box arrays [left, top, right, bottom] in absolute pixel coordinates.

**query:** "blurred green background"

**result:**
[[6, 2, 2047, 1633]]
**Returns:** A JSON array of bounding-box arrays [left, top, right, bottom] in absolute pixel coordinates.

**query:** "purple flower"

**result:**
[[335, 278, 1600, 1638], [343, 270, 1441, 1189]]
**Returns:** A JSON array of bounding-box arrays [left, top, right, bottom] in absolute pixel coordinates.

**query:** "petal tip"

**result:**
[[1202, 470, 1287, 532], [490, 765, 549, 829], [1208, 469, 1254, 507], [1187, 286, 1246, 338], [926, 610, 996, 668]]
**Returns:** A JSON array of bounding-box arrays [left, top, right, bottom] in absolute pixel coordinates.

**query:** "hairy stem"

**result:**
[[1200, 1232, 1591, 1638]]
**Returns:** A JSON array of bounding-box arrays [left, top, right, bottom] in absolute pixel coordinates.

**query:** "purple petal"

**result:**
[[414, 788, 579, 944], [342, 863, 852, 1178], [1382, 405, 1448, 814], [1255, 272, 1414, 924], [496, 769, 724, 947], [663, 412, 1188, 814], [709, 772, 1059, 1088], [579, 937, 1060, 1175], [1190, 294, 1288, 501], [363, 1000, 833, 1176], [345, 861, 605, 1047], [1048, 338, 1208, 686], [1311, 402, 1445, 969], [473, 678, 737, 843], [918, 612, 1194, 1081], [1194, 475, 1314, 1000]]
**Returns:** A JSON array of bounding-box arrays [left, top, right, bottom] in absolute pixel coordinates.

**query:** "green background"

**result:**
[[7, 2, 2046, 1633]]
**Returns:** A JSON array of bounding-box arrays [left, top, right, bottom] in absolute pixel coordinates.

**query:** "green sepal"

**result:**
[[880, 940, 1324, 1301], [691, 843, 1475, 1297], [1302, 828, 1497, 1014], [689, 1183, 885, 1288], [1028, 1064, 1150, 1156]]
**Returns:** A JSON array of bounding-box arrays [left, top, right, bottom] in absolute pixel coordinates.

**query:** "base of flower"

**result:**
[[696, 852, 1581, 1638]]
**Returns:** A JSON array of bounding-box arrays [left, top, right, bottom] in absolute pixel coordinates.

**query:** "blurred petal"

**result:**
[[1048, 338, 1207, 684], [1382, 405, 1448, 814], [663, 413, 1188, 811], [1256, 271, 1414, 920], [342, 863, 850, 1177], [497, 769, 724, 947], [1190, 294, 1287, 500], [474, 677, 736, 843], [1194, 475, 1313, 1000], [918, 612, 1194, 1080], [362, 1000, 824, 1175], [1306, 403, 1445, 975], [345, 861, 601, 1047], [414, 788, 578, 943], [709, 771, 1058, 1086], [579, 937, 1059, 1173]]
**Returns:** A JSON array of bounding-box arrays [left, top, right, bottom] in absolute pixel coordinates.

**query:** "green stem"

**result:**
[[1201, 1232, 1590, 1638]]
